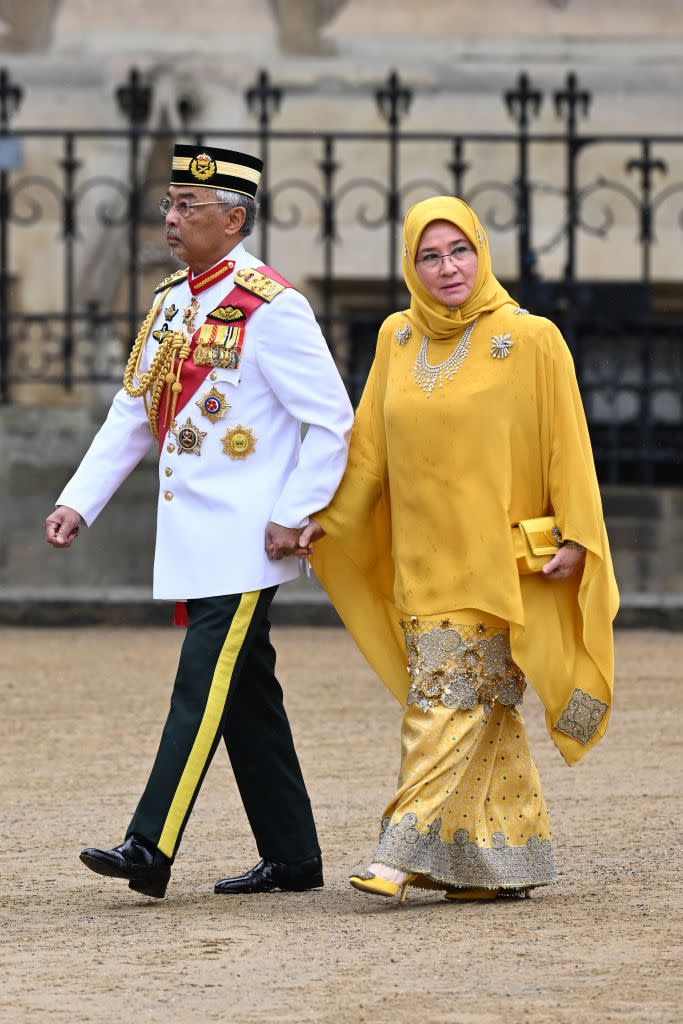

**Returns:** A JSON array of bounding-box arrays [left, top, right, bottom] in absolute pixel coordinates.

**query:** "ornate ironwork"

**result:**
[[0, 66, 682, 483]]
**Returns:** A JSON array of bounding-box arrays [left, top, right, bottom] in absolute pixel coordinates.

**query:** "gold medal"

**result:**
[[221, 425, 257, 461]]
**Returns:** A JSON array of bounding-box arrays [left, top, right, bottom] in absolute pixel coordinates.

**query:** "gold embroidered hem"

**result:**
[[402, 614, 526, 713], [373, 700, 557, 890]]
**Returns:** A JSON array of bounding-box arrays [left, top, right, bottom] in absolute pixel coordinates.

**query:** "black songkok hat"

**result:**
[[170, 144, 263, 198]]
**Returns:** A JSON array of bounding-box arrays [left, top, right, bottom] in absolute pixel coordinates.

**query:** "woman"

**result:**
[[302, 196, 619, 903]]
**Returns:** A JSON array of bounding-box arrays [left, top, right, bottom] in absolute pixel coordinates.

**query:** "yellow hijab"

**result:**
[[403, 196, 517, 341]]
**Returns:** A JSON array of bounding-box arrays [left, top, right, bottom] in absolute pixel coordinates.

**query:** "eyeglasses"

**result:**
[[416, 245, 477, 270], [158, 196, 224, 219]]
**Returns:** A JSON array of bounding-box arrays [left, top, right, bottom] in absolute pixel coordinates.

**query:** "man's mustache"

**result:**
[[166, 232, 181, 241]]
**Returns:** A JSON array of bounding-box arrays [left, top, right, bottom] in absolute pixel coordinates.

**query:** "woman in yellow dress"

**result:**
[[302, 196, 619, 902]]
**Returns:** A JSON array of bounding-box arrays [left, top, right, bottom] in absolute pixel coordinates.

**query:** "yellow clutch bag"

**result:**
[[512, 516, 562, 575]]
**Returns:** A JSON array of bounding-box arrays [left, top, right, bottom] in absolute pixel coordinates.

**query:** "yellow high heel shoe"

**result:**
[[444, 887, 500, 901], [444, 886, 532, 901], [349, 870, 417, 904]]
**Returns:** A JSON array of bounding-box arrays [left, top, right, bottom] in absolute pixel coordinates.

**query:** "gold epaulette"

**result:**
[[235, 267, 287, 303], [154, 268, 188, 294]]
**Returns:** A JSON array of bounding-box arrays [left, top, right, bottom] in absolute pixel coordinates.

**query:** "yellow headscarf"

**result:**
[[403, 196, 517, 341]]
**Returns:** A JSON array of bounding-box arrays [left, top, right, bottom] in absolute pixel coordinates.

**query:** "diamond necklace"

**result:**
[[413, 318, 478, 397]]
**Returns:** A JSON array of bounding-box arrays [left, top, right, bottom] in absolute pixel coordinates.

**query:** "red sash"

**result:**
[[156, 265, 292, 628], [157, 266, 292, 450]]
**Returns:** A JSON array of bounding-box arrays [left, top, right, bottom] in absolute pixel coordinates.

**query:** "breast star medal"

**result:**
[[491, 333, 514, 359], [171, 416, 207, 455], [395, 322, 412, 345], [221, 425, 257, 461], [196, 385, 230, 423]]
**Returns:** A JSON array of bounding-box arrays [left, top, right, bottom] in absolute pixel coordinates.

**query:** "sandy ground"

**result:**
[[1, 626, 682, 1024]]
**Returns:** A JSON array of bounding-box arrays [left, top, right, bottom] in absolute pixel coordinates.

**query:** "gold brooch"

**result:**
[[171, 416, 207, 456], [196, 386, 230, 423], [221, 425, 257, 461]]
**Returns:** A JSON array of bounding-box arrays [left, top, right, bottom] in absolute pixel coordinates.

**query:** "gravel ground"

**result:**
[[1, 626, 681, 1024]]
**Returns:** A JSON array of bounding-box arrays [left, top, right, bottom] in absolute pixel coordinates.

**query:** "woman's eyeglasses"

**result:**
[[416, 245, 476, 270], [158, 196, 224, 219]]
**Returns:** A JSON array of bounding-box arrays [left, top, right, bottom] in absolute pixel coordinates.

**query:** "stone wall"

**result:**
[[1, 404, 681, 625]]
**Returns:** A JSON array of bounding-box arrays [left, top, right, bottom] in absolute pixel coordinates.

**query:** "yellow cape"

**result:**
[[312, 197, 619, 766]]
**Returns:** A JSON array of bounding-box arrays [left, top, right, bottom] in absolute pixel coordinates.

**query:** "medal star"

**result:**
[[221, 425, 257, 461], [196, 386, 230, 423], [171, 416, 207, 456]]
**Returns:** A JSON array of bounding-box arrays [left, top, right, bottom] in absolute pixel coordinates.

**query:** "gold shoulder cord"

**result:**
[[122, 285, 192, 439]]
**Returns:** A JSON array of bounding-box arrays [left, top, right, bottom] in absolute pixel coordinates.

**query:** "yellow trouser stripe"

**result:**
[[157, 590, 260, 858]]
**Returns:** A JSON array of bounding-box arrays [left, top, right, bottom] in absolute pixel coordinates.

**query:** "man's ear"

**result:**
[[224, 205, 246, 235]]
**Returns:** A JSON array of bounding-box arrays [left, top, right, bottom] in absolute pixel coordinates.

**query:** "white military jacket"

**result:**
[[57, 243, 354, 599]]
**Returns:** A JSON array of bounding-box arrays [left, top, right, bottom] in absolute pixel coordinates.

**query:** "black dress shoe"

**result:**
[[214, 856, 323, 895], [80, 835, 171, 899]]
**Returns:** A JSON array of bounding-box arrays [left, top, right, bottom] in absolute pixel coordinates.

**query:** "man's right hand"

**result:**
[[45, 506, 83, 548]]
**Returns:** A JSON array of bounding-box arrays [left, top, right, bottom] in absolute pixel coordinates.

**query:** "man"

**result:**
[[45, 144, 353, 900]]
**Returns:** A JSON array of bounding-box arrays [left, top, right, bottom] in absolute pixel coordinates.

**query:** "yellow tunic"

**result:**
[[312, 304, 619, 766]]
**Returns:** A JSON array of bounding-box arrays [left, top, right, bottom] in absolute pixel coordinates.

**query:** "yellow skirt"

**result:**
[[372, 610, 557, 891]]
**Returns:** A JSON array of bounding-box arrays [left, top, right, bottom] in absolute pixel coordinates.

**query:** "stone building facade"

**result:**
[[0, 1, 682, 608]]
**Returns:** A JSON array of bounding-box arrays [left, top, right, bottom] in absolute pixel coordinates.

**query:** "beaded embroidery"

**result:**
[[556, 687, 608, 744], [400, 617, 526, 713], [374, 813, 556, 889]]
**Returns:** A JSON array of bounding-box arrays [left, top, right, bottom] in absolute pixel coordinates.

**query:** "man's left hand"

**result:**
[[541, 544, 586, 581], [265, 521, 313, 561]]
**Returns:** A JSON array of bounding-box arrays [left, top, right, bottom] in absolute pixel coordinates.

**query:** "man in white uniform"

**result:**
[[45, 144, 353, 900]]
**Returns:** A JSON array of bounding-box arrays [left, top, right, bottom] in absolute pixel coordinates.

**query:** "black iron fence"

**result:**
[[1, 67, 682, 484]]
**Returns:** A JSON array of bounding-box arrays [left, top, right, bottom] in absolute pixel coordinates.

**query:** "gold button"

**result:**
[[164, 490, 173, 502], [209, 371, 217, 381], [165, 467, 172, 478], [166, 443, 174, 454]]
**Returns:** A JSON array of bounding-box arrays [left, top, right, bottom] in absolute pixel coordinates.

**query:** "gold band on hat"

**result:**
[[171, 156, 262, 186]]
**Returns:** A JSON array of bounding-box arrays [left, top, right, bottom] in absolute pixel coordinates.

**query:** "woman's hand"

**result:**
[[298, 520, 325, 548], [541, 544, 586, 581]]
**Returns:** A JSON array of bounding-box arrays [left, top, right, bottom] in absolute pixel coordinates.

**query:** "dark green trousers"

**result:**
[[127, 588, 320, 863]]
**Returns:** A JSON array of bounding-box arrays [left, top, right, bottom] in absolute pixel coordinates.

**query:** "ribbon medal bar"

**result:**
[[193, 323, 244, 369]]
